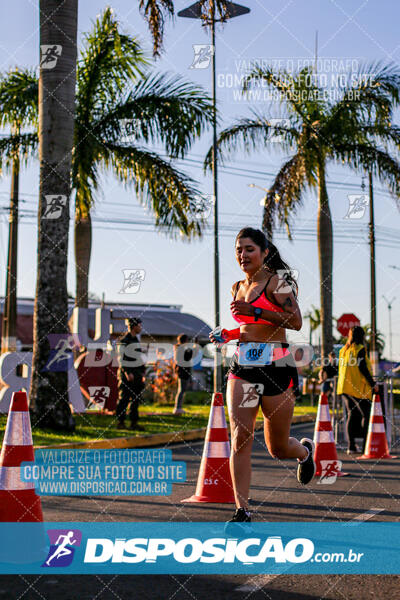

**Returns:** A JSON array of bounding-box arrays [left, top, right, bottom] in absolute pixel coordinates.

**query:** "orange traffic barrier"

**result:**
[[313, 393, 348, 478], [182, 392, 235, 503], [0, 390, 43, 521], [358, 394, 396, 460]]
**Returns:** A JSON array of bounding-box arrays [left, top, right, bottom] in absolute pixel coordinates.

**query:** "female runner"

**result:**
[[210, 227, 315, 530]]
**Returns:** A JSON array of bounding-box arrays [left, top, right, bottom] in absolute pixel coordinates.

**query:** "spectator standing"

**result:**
[[116, 317, 146, 430], [173, 334, 194, 415], [319, 351, 338, 405], [337, 326, 378, 454]]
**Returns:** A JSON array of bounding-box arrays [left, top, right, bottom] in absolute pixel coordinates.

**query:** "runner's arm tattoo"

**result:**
[[283, 297, 293, 308]]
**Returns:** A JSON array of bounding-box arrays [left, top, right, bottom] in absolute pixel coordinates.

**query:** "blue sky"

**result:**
[[0, 1, 399, 358]]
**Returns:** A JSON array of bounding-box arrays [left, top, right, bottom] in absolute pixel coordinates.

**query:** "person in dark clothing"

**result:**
[[173, 334, 194, 415], [337, 326, 378, 454], [321, 351, 338, 392], [116, 317, 146, 430], [319, 351, 338, 407]]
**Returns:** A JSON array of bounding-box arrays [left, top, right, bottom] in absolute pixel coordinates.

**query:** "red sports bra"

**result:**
[[231, 275, 284, 326]]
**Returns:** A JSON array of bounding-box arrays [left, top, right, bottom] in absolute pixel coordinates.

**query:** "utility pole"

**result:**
[[369, 172, 378, 375], [382, 295, 396, 361]]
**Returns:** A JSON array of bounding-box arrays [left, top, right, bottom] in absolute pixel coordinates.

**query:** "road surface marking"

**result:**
[[235, 573, 284, 592], [351, 508, 385, 521]]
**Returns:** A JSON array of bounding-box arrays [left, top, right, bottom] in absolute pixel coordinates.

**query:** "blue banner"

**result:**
[[0, 522, 398, 574]]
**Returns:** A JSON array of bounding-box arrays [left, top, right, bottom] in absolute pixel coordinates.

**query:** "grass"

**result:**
[[0, 394, 318, 447]]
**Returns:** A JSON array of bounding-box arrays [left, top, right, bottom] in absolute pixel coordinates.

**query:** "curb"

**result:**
[[35, 415, 315, 450]]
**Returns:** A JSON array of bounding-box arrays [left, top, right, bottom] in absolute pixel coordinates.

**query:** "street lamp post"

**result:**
[[249, 183, 270, 207], [178, 2, 250, 393]]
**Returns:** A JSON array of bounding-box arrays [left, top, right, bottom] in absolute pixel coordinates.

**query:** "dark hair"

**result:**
[[345, 325, 364, 349], [177, 334, 189, 345], [236, 227, 298, 296]]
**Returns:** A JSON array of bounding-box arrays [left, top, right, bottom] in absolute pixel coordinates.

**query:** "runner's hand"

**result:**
[[209, 332, 220, 346], [230, 300, 254, 317]]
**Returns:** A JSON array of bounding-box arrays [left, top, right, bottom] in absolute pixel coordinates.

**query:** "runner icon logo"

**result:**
[[190, 45, 215, 69], [318, 460, 342, 485], [119, 269, 146, 294], [240, 383, 264, 407], [40, 45, 62, 69], [43, 334, 78, 372], [42, 529, 82, 567], [344, 195, 369, 219], [87, 386, 110, 410], [43, 195, 67, 219]]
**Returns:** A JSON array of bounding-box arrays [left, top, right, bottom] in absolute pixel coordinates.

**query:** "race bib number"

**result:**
[[238, 343, 273, 366]]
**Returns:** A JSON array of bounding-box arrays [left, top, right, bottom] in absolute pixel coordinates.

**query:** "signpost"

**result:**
[[336, 313, 361, 338]]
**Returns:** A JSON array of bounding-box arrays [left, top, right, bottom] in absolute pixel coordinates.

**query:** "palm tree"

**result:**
[[29, 0, 78, 431], [0, 10, 214, 312], [0, 69, 38, 353], [24, 0, 233, 431], [73, 8, 214, 308], [304, 305, 321, 346], [206, 63, 400, 359]]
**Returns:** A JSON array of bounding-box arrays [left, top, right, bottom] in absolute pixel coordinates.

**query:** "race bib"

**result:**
[[238, 343, 273, 366]]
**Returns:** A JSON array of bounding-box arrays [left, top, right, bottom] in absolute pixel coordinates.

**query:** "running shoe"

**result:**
[[297, 438, 316, 485], [224, 508, 253, 536]]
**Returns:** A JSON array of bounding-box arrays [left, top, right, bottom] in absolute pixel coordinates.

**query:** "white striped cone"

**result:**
[[313, 393, 348, 477], [358, 394, 396, 459], [0, 390, 43, 521], [182, 392, 234, 503]]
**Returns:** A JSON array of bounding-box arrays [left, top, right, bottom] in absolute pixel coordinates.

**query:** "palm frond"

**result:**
[[262, 153, 311, 240], [138, 1, 237, 56], [96, 72, 213, 158], [0, 133, 38, 173], [76, 7, 147, 123], [103, 143, 206, 238], [328, 61, 400, 128], [359, 123, 400, 150], [330, 142, 400, 196], [204, 112, 299, 170], [243, 67, 311, 123], [0, 68, 38, 128], [138, 0, 174, 57]]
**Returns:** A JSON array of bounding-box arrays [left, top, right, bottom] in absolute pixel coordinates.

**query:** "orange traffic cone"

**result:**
[[0, 390, 43, 521], [358, 394, 396, 460], [182, 392, 235, 503], [313, 393, 348, 477]]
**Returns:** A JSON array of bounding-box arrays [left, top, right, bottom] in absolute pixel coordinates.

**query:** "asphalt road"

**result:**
[[1, 422, 399, 599]]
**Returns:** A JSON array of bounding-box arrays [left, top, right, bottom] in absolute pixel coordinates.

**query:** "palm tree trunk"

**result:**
[[317, 157, 333, 359], [29, 0, 78, 430], [74, 211, 92, 308], [2, 154, 19, 353]]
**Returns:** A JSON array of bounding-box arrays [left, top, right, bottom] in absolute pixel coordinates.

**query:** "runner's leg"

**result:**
[[261, 388, 308, 460], [227, 377, 259, 509]]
